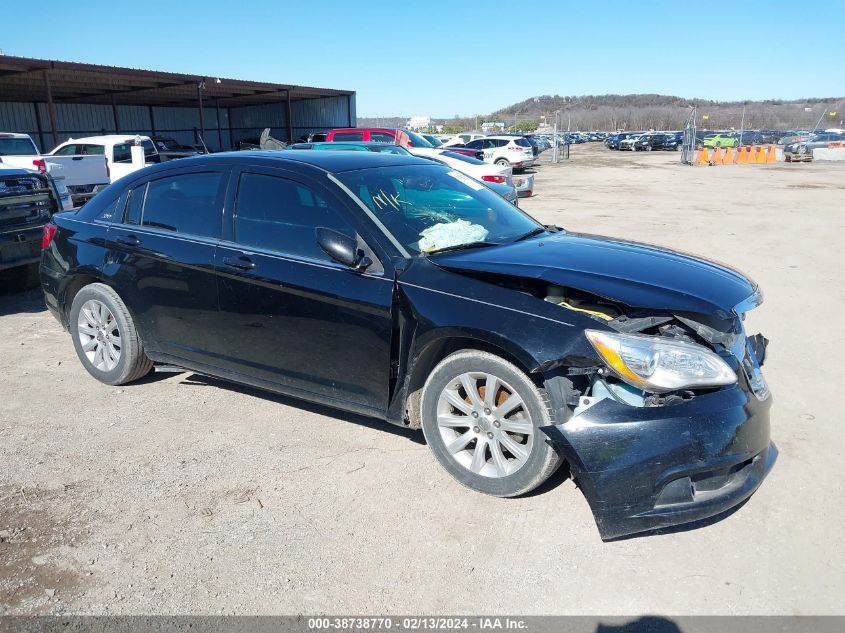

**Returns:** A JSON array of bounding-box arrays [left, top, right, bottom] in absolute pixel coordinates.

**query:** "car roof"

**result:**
[[59, 135, 153, 144], [139, 150, 430, 174], [304, 141, 406, 150], [0, 132, 33, 139]]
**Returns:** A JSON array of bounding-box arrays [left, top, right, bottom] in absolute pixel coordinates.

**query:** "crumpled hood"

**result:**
[[432, 231, 757, 316]]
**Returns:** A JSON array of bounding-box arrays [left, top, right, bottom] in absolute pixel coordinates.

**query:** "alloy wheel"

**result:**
[[436, 372, 534, 478], [77, 299, 122, 372]]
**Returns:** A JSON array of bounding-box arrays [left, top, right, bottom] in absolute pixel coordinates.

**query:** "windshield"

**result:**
[[336, 164, 540, 255], [403, 129, 435, 148], [425, 135, 444, 147], [0, 138, 39, 156]]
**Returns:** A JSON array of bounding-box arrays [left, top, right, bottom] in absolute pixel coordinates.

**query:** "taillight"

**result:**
[[33, 159, 46, 173], [482, 175, 506, 183], [41, 222, 58, 250]]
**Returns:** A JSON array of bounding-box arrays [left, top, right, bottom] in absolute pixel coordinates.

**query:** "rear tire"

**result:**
[[69, 283, 153, 386], [420, 350, 561, 497], [495, 158, 510, 167]]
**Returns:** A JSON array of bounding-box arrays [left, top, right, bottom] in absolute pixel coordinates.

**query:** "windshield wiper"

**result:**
[[425, 241, 500, 255], [512, 227, 548, 242]]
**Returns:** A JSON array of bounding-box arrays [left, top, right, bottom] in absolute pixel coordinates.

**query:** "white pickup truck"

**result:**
[[0, 132, 110, 206]]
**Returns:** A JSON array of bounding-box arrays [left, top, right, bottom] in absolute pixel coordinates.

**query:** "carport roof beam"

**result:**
[[0, 55, 354, 108]]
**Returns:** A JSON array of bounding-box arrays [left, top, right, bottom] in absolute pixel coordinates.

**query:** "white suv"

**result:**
[[442, 133, 486, 147], [50, 135, 159, 182], [459, 136, 535, 171]]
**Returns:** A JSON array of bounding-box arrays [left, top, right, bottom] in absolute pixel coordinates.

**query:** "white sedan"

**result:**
[[408, 147, 518, 204]]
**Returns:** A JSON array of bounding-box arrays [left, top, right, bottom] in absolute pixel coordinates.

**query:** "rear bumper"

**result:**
[[0, 225, 42, 271], [542, 384, 775, 539], [39, 255, 65, 327]]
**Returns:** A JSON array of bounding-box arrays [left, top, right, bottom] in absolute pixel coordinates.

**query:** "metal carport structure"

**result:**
[[0, 55, 356, 152]]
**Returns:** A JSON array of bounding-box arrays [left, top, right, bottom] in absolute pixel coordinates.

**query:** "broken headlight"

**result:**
[[585, 330, 737, 393]]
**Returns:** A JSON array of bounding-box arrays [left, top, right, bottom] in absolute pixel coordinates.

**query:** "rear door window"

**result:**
[[53, 144, 79, 156], [113, 144, 133, 162], [80, 144, 106, 156], [333, 132, 364, 141], [369, 132, 395, 143], [140, 172, 224, 238]]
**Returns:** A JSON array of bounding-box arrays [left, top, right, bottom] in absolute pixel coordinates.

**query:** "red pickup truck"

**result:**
[[325, 128, 484, 160]]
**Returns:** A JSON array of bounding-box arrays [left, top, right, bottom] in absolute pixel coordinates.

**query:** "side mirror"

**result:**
[[316, 227, 372, 271]]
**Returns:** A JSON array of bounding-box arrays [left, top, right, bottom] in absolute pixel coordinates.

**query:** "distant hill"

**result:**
[[359, 94, 844, 132], [491, 94, 844, 131]]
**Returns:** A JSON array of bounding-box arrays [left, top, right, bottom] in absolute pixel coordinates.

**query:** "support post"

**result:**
[[227, 107, 234, 150], [215, 99, 223, 150], [111, 95, 120, 133], [149, 105, 157, 136], [197, 80, 206, 144], [33, 102, 45, 153], [42, 70, 59, 147], [285, 89, 293, 142]]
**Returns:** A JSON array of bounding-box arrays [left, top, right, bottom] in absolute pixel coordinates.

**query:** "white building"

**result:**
[[481, 121, 505, 132], [406, 116, 432, 131]]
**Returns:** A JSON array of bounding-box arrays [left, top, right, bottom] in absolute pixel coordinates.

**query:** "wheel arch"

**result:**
[[401, 329, 539, 429]]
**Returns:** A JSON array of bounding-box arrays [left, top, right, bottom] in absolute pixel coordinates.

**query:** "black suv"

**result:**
[[1, 168, 62, 289], [40, 151, 775, 539], [633, 134, 670, 151]]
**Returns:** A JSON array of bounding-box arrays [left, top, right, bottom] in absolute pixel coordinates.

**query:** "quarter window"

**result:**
[[140, 172, 223, 238], [123, 184, 146, 225], [234, 172, 355, 262]]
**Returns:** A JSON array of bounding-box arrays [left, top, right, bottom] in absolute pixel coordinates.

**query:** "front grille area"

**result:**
[[1, 175, 54, 228]]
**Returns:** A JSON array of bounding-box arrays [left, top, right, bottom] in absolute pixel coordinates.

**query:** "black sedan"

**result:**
[[39, 151, 776, 539]]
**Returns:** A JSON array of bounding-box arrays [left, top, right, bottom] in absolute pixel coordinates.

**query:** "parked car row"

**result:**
[[284, 127, 542, 198], [783, 131, 845, 162], [608, 131, 684, 151]]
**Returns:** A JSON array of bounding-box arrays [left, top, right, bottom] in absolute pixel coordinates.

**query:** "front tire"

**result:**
[[420, 350, 561, 497], [69, 283, 153, 385]]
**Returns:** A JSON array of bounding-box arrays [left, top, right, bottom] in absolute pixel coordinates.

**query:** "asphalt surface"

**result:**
[[1, 143, 843, 615]]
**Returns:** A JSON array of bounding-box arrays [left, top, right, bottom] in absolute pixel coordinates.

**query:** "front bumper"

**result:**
[[542, 384, 775, 539]]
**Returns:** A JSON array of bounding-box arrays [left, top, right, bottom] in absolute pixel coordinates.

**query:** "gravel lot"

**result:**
[[1, 143, 844, 616]]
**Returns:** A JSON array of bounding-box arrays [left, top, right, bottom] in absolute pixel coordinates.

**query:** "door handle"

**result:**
[[222, 256, 256, 270], [115, 235, 140, 246]]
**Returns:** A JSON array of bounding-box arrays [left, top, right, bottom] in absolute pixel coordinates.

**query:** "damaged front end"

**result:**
[[540, 285, 775, 539], [428, 231, 776, 538]]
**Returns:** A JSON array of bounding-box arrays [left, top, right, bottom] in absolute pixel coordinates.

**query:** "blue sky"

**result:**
[[3, 0, 843, 117]]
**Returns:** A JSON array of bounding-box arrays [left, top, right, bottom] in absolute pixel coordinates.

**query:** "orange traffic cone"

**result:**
[[766, 144, 776, 163], [755, 145, 766, 164], [723, 146, 734, 164], [711, 147, 723, 165], [737, 146, 748, 164], [698, 147, 710, 166]]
